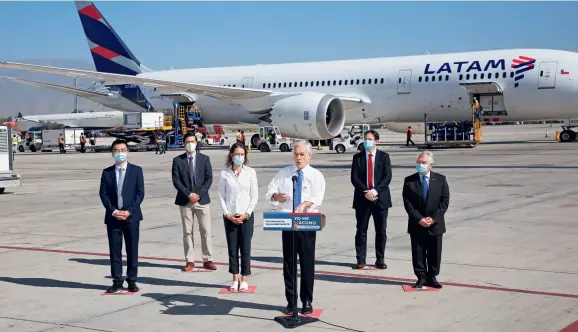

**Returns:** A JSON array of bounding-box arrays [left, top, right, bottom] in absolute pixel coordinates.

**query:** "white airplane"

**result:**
[[2, 2, 577, 142], [12, 111, 124, 132]]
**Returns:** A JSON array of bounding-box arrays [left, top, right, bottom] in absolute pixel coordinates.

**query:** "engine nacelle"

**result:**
[[269, 92, 346, 139]]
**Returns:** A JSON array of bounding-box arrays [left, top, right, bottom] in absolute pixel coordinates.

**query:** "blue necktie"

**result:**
[[422, 175, 428, 199], [293, 169, 303, 211]]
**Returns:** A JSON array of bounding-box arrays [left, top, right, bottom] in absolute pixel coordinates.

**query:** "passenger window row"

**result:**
[[260, 78, 386, 89], [220, 71, 519, 89], [418, 71, 515, 83]]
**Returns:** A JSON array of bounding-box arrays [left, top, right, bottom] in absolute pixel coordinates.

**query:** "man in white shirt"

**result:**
[[265, 141, 326, 315]]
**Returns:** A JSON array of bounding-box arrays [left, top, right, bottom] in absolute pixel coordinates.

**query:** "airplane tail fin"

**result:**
[[75, 1, 143, 76]]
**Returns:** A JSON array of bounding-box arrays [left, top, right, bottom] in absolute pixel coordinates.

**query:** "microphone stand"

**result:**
[[274, 175, 319, 329]]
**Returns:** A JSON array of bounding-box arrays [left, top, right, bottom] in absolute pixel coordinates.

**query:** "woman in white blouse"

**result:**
[[218, 142, 258, 291]]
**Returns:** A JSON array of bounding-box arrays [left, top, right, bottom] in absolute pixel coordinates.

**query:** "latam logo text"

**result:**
[[424, 59, 506, 75]]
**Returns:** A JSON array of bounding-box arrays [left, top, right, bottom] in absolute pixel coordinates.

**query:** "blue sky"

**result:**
[[1, 1, 577, 69]]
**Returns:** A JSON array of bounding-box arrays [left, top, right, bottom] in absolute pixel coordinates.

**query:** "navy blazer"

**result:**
[[350, 149, 393, 210], [172, 152, 213, 206], [99, 163, 145, 224], [402, 171, 450, 236]]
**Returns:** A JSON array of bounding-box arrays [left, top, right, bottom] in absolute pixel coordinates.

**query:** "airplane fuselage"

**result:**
[[139, 48, 578, 125]]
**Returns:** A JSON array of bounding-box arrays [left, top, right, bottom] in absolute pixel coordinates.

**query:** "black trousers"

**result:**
[[410, 231, 443, 280], [282, 231, 316, 305], [223, 213, 254, 276], [106, 221, 140, 282], [355, 202, 388, 264], [406, 137, 415, 145]]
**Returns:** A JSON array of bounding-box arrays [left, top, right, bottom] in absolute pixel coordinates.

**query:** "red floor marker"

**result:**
[[560, 320, 578, 332], [219, 286, 257, 294], [101, 290, 139, 295], [182, 268, 212, 273], [353, 266, 378, 270], [402, 284, 439, 292], [284, 309, 324, 318]]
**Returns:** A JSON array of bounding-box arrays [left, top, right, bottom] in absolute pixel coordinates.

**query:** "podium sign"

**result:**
[[263, 212, 326, 231]]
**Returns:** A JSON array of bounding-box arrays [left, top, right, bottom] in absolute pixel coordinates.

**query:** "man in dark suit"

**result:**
[[99, 139, 145, 293], [402, 151, 450, 289], [350, 129, 392, 269], [171, 132, 216, 271]]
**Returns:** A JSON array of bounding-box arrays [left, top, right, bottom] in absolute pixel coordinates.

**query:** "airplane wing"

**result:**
[[0, 76, 113, 99], [0, 61, 370, 107]]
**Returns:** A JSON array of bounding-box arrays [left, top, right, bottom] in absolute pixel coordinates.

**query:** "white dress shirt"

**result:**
[[218, 165, 258, 216], [366, 149, 378, 197], [113, 163, 127, 216], [265, 164, 326, 213]]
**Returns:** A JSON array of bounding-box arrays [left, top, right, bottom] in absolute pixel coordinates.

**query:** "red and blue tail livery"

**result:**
[[75, 1, 142, 76]]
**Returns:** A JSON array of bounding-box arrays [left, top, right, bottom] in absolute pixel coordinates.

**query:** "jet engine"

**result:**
[[268, 92, 346, 140]]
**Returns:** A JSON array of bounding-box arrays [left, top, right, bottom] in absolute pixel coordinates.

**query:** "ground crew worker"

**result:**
[[58, 134, 65, 153], [240, 130, 245, 145], [195, 131, 202, 152], [80, 134, 87, 153], [12, 135, 18, 160], [236, 130, 243, 144], [406, 126, 415, 146]]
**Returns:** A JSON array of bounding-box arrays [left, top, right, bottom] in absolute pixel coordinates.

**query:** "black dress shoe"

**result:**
[[302, 300, 313, 315], [127, 280, 139, 292], [375, 260, 387, 269], [106, 280, 124, 293], [285, 303, 295, 315], [412, 278, 427, 289], [353, 262, 366, 269], [427, 277, 442, 289]]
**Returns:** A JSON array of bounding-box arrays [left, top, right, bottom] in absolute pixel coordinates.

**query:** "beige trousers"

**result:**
[[179, 202, 212, 263]]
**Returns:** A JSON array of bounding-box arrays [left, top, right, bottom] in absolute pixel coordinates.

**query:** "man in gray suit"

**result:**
[[172, 132, 217, 271]]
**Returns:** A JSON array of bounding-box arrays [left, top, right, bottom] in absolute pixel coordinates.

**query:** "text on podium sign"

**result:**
[[263, 212, 326, 231]]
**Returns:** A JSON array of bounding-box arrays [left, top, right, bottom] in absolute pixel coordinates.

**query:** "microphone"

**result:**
[[292, 175, 297, 183]]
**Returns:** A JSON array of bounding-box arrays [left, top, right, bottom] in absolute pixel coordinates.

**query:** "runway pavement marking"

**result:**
[[1, 245, 578, 299]]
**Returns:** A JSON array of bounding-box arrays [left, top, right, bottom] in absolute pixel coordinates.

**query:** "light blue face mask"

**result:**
[[113, 152, 127, 163], [416, 163, 428, 174], [364, 140, 374, 150], [233, 156, 244, 166]]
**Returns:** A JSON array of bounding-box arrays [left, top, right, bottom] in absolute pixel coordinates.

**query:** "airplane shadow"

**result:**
[[141, 293, 285, 316], [0, 276, 107, 291], [0, 275, 224, 291], [70, 257, 183, 271], [314, 273, 409, 287]]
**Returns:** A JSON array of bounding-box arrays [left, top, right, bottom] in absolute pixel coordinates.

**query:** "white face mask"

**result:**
[[185, 142, 196, 153]]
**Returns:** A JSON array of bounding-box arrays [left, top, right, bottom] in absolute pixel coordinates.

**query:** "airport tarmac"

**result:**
[[1, 124, 577, 332]]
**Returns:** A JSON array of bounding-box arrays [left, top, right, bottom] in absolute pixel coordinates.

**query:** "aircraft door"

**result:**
[[397, 69, 412, 94], [137, 87, 146, 102], [538, 61, 557, 89], [242, 77, 253, 88]]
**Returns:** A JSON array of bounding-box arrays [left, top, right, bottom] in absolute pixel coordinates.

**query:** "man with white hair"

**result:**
[[266, 140, 326, 315], [402, 150, 450, 289]]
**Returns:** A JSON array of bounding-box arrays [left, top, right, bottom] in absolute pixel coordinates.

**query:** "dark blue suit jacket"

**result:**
[[172, 152, 212, 206], [99, 163, 145, 224]]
